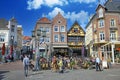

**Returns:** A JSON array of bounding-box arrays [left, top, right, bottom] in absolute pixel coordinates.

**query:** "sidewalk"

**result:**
[[112, 63, 120, 69]]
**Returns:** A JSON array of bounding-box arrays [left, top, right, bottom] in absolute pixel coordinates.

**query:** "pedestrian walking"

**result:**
[[95, 56, 101, 71], [23, 55, 29, 77], [33, 54, 40, 71]]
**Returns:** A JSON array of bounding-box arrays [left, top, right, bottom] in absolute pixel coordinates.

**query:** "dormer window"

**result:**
[[98, 8, 103, 18]]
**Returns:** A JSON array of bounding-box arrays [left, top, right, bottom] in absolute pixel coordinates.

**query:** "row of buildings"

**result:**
[[85, 0, 120, 63], [0, 0, 120, 63], [0, 17, 23, 60], [31, 12, 85, 61], [32, 0, 120, 63]]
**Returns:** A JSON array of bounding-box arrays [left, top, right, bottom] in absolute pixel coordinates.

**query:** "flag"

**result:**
[[2, 43, 5, 55]]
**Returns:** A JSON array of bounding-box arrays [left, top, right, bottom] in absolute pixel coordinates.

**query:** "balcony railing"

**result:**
[[93, 37, 120, 43], [109, 26, 118, 30]]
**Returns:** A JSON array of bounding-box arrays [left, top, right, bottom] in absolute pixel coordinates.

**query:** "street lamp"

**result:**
[[32, 29, 41, 71], [32, 29, 41, 57], [32, 29, 48, 57]]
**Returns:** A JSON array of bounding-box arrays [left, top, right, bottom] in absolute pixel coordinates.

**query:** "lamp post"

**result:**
[[32, 29, 41, 71], [32, 29, 47, 56], [32, 29, 48, 70], [32, 30, 41, 58]]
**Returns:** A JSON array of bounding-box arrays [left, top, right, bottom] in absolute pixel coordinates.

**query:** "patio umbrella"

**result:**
[[2, 43, 5, 55]]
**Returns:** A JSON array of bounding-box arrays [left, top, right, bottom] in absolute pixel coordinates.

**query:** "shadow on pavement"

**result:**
[[0, 71, 9, 80], [29, 71, 43, 76]]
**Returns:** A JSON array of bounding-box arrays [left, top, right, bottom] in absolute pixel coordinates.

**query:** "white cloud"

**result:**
[[27, 0, 98, 10], [47, 7, 65, 18], [27, 0, 68, 10], [47, 7, 89, 28], [44, 0, 68, 7], [27, 0, 43, 10], [70, 0, 96, 4]]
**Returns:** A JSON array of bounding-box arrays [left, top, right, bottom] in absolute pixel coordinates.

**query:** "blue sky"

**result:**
[[0, 0, 106, 36]]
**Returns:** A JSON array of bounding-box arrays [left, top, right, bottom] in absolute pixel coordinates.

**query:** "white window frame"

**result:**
[[60, 34, 65, 42], [110, 31, 116, 41], [110, 19, 115, 27], [0, 34, 5, 42], [99, 31, 105, 41], [98, 8, 103, 18], [46, 27, 50, 33], [60, 26, 65, 32], [46, 37, 50, 42], [54, 26, 58, 32], [40, 27, 43, 31], [54, 34, 58, 42], [99, 19, 104, 28]]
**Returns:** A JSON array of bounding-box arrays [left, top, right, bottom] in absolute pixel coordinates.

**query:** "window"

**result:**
[[54, 26, 58, 32], [98, 8, 103, 18], [54, 34, 58, 42], [74, 28, 78, 33], [0, 34, 5, 42], [99, 19, 104, 27], [110, 31, 116, 41], [11, 25, 15, 32], [40, 37, 44, 43], [46, 37, 50, 42], [99, 31, 105, 41], [60, 26, 65, 32], [40, 27, 43, 31], [58, 20, 61, 24], [110, 19, 115, 27], [60, 34, 65, 42], [46, 27, 50, 33]]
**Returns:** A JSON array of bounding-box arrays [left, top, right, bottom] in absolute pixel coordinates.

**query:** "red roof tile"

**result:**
[[37, 17, 51, 23]]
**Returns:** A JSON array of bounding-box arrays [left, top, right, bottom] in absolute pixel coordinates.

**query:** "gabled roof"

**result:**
[[10, 17, 17, 22], [23, 36, 31, 40], [52, 12, 66, 21], [37, 17, 51, 24], [68, 21, 85, 34], [96, 4, 105, 11]]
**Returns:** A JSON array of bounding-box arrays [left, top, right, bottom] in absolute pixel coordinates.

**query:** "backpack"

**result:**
[[24, 59, 29, 66]]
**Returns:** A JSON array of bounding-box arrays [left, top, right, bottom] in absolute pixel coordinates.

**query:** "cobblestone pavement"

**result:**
[[0, 61, 25, 80], [0, 61, 120, 80], [26, 69, 120, 80]]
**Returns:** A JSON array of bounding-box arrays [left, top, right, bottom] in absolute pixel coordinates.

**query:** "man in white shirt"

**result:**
[[23, 55, 29, 77], [95, 57, 101, 71]]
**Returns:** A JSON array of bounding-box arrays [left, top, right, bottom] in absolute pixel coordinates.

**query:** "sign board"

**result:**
[[102, 60, 108, 68]]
